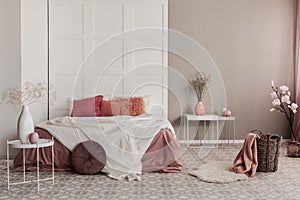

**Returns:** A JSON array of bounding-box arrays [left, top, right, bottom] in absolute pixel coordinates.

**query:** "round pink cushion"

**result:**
[[71, 141, 106, 175]]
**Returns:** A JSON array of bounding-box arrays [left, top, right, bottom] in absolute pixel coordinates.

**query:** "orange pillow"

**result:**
[[129, 97, 145, 116], [112, 96, 145, 116]]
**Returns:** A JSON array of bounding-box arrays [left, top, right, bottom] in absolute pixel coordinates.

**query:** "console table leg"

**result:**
[[7, 141, 9, 191], [233, 120, 236, 145]]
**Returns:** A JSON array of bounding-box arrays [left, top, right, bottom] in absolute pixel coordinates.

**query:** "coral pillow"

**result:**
[[71, 95, 103, 117], [100, 100, 121, 116], [112, 96, 145, 116], [129, 97, 145, 116]]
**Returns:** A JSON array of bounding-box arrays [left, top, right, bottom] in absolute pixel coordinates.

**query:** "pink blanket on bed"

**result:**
[[14, 128, 182, 173]]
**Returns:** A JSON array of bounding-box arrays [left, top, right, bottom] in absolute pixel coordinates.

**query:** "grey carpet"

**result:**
[[0, 143, 299, 200]]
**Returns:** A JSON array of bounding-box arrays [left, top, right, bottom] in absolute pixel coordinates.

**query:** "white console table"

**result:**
[[184, 114, 236, 145]]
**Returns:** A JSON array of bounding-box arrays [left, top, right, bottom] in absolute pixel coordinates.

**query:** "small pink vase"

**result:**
[[29, 132, 39, 144], [224, 110, 232, 117], [195, 101, 205, 115]]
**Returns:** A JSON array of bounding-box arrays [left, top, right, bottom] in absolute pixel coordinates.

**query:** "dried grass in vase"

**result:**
[[189, 72, 211, 101]]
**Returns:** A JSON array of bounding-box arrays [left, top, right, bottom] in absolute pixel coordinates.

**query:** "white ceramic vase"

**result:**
[[17, 105, 34, 144], [195, 101, 205, 115]]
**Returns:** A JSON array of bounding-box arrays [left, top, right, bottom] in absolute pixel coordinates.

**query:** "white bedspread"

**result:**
[[37, 114, 175, 180]]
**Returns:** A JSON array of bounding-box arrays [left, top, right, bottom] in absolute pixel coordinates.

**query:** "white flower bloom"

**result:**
[[270, 108, 275, 112], [270, 91, 277, 99], [271, 80, 274, 87], [272, 99, 281, 106], [281, 95, 291, 104], [279, 85, 289, 94], [287, 91, 291, 96], [288, 103, 298, 113]]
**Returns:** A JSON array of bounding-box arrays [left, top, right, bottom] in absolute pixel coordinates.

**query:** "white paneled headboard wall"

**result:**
[[49, 0, 168, 118]]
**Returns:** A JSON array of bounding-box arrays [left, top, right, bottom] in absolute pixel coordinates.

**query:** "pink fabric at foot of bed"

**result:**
[[142, 128, 183, 173]]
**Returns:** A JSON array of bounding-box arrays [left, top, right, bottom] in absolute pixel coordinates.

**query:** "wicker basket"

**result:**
[[251, 130, 282, 172]]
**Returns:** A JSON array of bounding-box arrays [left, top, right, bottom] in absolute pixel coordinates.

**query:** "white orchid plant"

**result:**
[[270, 81, 298, 140]]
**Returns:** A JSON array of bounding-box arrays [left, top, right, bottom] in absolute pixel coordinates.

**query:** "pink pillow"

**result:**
[[100, 100, 121, 116], [112, 97, 145, 116], [112, 97, 130, 115], [71, 95, 103, 117]]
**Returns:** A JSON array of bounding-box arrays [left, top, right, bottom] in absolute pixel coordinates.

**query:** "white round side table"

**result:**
[[7, 138, 55, 192]]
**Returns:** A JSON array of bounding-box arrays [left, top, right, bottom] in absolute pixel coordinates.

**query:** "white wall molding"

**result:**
[[21, 0, 48, 123]]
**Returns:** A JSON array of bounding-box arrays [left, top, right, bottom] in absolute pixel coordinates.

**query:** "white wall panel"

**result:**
[[94, 75, 124, 97], [52, 39, 84, 74], [92, 39, 123, 74], [133, 40, 163, 74], [93, 3, 123, 37], [52, 4, 83, 35], [133, 4, 162, 28], [53, 75, 84, 107], [133, 74, 166, 117], [49, 0, 168, 118]]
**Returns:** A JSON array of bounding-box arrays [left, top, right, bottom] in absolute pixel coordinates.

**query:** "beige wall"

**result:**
[[0, 0, 21, 156], [169, 0, 296, 140]]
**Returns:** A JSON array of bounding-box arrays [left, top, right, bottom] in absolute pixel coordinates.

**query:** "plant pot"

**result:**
[[195, 101, 205, 115], [287, 141, 300, 157], [17, 105, 34, 144]]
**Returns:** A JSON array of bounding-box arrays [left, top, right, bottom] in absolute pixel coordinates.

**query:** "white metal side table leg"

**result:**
[[52, 139, 54, 184], [7, 140, 9, 190], [23, 148, 25, 182], [37, 145, 39, 192]]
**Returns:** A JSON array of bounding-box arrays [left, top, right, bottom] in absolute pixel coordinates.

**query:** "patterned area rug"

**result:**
[[0, 143, 300, 200]]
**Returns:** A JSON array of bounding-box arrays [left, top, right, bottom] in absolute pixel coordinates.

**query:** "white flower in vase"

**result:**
[[281, 95, 291, 104], [0, 82, 56, 143], [279, 85, 289, 94], [270, 80, 298, 140]]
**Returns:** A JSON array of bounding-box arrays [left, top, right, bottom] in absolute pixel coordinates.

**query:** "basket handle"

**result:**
[[250, 129, 263, 134]]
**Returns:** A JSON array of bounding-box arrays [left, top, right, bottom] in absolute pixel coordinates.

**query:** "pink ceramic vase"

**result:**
[[29, 132, 39, 144], [195, 101, 205, 115]]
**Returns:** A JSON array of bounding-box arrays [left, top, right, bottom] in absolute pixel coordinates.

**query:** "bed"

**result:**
[[14, 112, 182, 180], [15, 0, 178, 180]]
